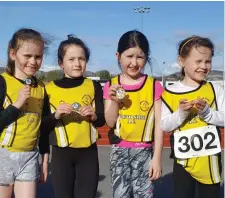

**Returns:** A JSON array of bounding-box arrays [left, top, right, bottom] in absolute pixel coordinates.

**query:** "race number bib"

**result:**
[[174, 125, 221, 159]]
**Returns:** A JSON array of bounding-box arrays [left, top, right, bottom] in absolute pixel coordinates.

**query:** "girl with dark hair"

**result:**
[[160, 35, 224, 198], [42, 35, 105, 198], [103, 30, 164, 198]]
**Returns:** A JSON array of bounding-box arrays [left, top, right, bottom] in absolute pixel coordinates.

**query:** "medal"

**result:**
[[72, 102, 81, 113], [24, 78, 35, 86], [116, 87, 125, 99]]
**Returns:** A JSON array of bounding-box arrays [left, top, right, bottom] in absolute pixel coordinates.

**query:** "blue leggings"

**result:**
[[110, 145, 154, 198]]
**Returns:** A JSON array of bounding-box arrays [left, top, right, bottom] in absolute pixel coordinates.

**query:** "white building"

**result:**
[[165, 80, 224, 88]]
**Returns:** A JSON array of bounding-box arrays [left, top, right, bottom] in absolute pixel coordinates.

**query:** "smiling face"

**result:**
[[60, 45, 87, 78], [117, 46, 146, 79], [10, 40, 44, 79], [179, 46, 212, 86]]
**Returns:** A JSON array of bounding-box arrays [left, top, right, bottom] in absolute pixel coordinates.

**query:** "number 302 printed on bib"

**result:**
[[174, 125, 221, 159]]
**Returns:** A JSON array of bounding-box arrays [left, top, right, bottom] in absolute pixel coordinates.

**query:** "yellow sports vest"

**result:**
[[0, 72, 44, 152], [45, 79, 99, 148], [111, 75, 155, 142], [162, 82, 221, 184]]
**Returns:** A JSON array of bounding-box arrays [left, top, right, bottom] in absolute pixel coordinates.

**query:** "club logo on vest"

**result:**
[[82, 94, 92, 105], [140, 101, 150, 111], [59, 100, 65, 104]]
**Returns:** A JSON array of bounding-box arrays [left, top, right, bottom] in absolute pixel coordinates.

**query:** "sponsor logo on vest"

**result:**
[[120, 114, 146, 124]]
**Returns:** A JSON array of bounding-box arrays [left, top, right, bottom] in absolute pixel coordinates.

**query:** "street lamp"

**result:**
[[162, 61, 166, 87], [134, 7, 151, 32]]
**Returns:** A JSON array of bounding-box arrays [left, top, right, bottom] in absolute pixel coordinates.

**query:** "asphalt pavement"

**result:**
[[37, 147, 224, 198]]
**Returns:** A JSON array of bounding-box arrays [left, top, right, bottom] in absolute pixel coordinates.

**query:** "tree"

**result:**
[[46, 70, 63, 82], [95, 70, 111, 80], [37, 74, 46, 82]]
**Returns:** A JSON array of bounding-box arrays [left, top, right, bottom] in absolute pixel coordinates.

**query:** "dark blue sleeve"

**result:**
[[92, 81, 105, 127], [0, 75, 21, 133]]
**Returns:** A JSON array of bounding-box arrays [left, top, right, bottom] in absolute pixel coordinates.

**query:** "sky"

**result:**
[[0, 1, 224, 77]]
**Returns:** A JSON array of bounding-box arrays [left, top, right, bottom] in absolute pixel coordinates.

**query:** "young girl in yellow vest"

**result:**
[[160, 36, 224, 198], [103, 30, 164, 198], [0, 28, 50, 198], [42, 35, 105, 198]]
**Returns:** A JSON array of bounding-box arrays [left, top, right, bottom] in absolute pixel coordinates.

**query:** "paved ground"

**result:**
[[37, 147, 224, 198]]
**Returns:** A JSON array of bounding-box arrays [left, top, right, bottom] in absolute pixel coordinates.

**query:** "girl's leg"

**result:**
[[75, 143, 99, 198], [110, 145, 132, 198], [51, 146, 75, 198], [173, 161, 196, 198], [198, 182, 220, 198], [0, 185, 13, 198], [131, 147, 154, 198], [14, 182, 36, 198], [13, 150, 39, 198], [0, 148, 15, 198]]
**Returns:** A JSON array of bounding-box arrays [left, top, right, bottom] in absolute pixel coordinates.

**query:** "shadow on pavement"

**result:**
[[220, 183, 224, 198], [37, 174, 54, 198], [154, 173, 173, 198], [154, 172, 224, 198], [96, 175, 106, 197]]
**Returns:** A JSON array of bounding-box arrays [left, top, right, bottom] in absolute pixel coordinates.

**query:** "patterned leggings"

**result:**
[[110, 145, 154, 198]]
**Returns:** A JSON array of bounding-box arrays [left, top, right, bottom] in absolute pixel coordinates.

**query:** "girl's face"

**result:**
[[60, 45, 87, 78], [179, 46, 212, 85], [10, 40, 44, 79], [117, 47, 146, 79]]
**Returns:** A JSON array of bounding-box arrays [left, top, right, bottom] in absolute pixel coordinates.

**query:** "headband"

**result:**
[[179, 38, 195, 55]]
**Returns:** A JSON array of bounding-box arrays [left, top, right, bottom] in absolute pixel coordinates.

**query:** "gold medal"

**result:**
[[116, 87, 125, 99]]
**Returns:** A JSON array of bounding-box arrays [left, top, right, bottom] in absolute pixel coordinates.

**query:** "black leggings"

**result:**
[[51, 143, 99, 198], [173, 161, 220, 198]]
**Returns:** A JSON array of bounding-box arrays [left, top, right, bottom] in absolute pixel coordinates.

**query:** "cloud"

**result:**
[[215, 42, 224, 54], [172, 29, 223, 42], [171, 62, 181, 69], [163, 37, 176, 46], [163, 62, 181, 75], [174, 30, 190, 38], [84, 36, 116, 48], [41, 65, 58, 72], [0, 61, 6, 68]]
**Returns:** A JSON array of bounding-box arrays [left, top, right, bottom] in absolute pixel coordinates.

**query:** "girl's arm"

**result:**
[[39, 91, 59, 141], [149, 99, 164, 179], [197, 84, 224, 127], [39, 89, 51, 183], [92, 81, 105, 127], [0, 105, 20, 132], [39, 153, 49, 183], [103, 82, 119, 128], [39, 91, 51, 155], [153, 100, 163, 160], [104, 100, 120, 128], [38, 90, 72, 153], [160, 102, 190, 132], [0, 76, 29, 132], [103, 81, 121, 128]]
